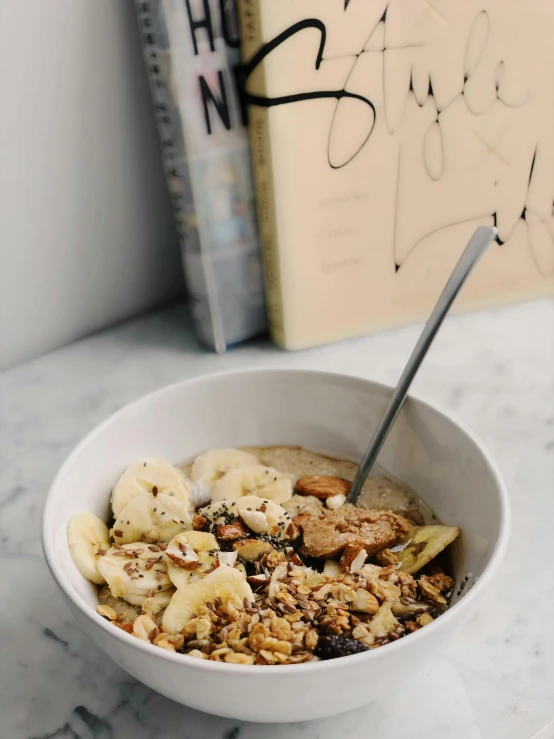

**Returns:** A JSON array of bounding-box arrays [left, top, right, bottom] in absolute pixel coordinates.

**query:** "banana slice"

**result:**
[[111, 459, 191, 518], [369, 603, 398, 637], [283, 494, 324, 518], [97, 543, 173, 603], [190, 448, 259, 484], [268, 562, 288, 600], [211, 466, 293, 504], [123, 589, 176, 609], [399, 525, 460, 575], [67, 512, 110, 585], [165, 531, 219, 589], [112, 492, 192, 545], [200, 495, 293, 540], [163, 565, 254, 634]]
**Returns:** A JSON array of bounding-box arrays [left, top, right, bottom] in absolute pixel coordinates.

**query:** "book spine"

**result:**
[[237, 0, 285, 346], [133, 0, 227, 353], [133, 1, 187, 252]]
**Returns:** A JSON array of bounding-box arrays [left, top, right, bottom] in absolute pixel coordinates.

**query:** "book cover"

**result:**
[[238, 0, 554, 350], [135, 0, 267, 352]]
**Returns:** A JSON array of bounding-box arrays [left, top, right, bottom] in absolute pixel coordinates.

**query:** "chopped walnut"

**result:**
[[155, 638, 177, 651], [425, 572, 454, 593], [305, 629, 319, 650], [397, 571, 418, 599], [319, 602, 351, 635], [263, 549, 287, 570], [141, 596, 162, 616], [248, 622, 269, 652], [271, 617, 292, 641], [369, 578, 401, 603], [419, 573, 453, 605], [224, 652, 255, 664], [195, 617, 212, 640], [330, 582, 356, 604], [264, 637, 292, 656], [375, 548, 400, 566]]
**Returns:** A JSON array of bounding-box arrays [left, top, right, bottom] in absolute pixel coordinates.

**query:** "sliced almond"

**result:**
[[247, 574, 269, 587], [234, 539, 273, 562], [295, 476, 351, 500], [166, 545, 199, 570], [133, 614, 157, 641], [339, 543, 367, 573], [268, 562, 288, 600], [192, 514, 207, 530], [217, 551, 238, 567], [216, 520, 249, 540], [304, 572, 325, 588], [286, 522, 300, 540], [351, 588, 379, 615], [239, 508, 270, 534]]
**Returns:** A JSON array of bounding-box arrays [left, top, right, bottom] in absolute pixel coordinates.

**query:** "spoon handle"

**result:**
[[347, 225, 498, 504]]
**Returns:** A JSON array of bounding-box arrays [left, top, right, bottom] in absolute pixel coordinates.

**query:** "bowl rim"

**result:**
[[42, 367, 511, 675]]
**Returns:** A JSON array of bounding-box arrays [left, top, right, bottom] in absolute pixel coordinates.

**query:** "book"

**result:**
[[134, 0, 266, 352], [238, 0, 554, 350]]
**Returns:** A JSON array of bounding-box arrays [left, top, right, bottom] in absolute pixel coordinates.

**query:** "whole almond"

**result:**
[[295, 476, 351, 500]]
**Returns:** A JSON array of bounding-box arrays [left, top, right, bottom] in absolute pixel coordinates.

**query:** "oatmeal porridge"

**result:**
[[67, 448, 460, 664]]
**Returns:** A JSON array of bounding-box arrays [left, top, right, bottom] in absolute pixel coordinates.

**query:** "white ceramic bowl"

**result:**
[[42, 369, 509, 723]]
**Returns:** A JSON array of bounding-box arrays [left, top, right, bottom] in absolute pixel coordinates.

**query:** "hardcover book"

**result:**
[[238, 0, 554, 349], [135, 0, 267, 352]]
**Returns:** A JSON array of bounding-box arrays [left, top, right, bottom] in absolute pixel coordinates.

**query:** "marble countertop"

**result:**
[[1, 299, 553, 739]]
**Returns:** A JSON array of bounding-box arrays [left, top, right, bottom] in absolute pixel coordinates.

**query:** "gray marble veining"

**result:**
[[1, 299, 553, 738]]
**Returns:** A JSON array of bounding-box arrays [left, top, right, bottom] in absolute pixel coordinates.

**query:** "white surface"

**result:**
[[43, 369, 508, 722], [0, 0, 184, 371], [0, 299, 553, 735]]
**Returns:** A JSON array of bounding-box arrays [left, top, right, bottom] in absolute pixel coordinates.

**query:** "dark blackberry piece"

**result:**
[[314, 635, 369, 660]]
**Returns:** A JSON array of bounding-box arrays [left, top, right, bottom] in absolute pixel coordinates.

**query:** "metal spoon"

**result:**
[[347, 225, 498, 504]]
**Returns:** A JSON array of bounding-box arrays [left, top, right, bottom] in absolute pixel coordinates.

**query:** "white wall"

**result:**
[[0, 0, 185, 371]]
